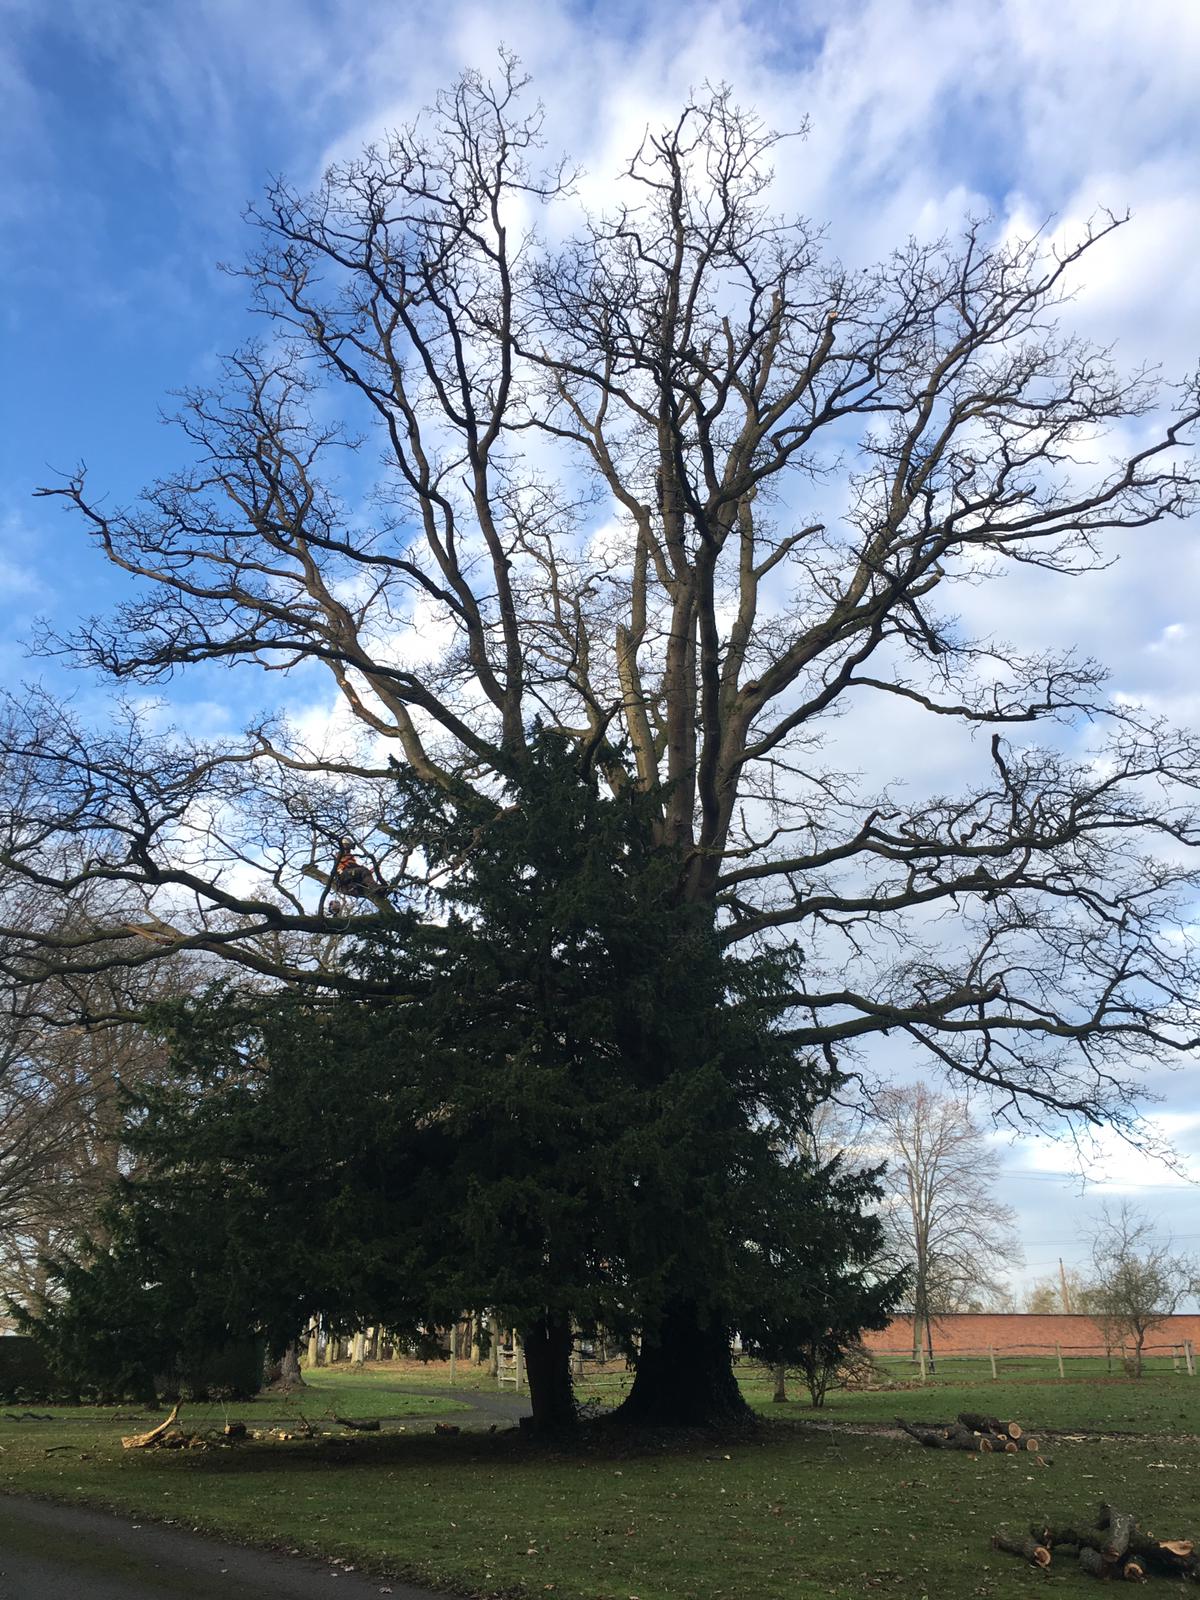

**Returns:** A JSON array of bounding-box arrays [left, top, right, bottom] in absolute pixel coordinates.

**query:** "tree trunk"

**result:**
[[306, 1320, 320, 1369], [611, 1302, 751, 1428], [488, 1315, 500, 1378], [772, 1364, 788, 1403], [471, 1314, 482, 1366], [519, 1311, 577, 1434], [351, 1330, 366, 1365], [264, 1343, 305, 1389]]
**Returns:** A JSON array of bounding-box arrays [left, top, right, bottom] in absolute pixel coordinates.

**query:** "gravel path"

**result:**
[[0, 1494, 442, 1600]]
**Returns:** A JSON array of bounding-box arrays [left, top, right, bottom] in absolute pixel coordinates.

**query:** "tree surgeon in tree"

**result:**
[[1, 60, 1199, 1421]]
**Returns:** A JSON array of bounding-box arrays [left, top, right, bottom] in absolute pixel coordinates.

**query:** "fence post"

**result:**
[[989, 1347, 997, 1380], [1055, 1343, 1065, 1379], [1173, 1345, 1181, 1373], [1186, 1340, 1196, 1378]]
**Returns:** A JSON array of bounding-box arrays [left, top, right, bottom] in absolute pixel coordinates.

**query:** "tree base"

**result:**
[[609, 1304, 752, 1429]]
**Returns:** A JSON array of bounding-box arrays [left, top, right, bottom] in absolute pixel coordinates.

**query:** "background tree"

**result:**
[[1023, 1267, 1098, 1315], [871, 1083, 1022, 1364], [1086, 1203, 1198, 1376], [0, 876, 195, 1316], [2, 63, 1199, 1419]]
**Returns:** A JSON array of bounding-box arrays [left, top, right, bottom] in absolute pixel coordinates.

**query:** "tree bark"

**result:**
[[263, 1343, 305, 1389], [611, 1302, 751, 1428], [519, 1311, 577, 1434], [772, 1364, 788, 1403]]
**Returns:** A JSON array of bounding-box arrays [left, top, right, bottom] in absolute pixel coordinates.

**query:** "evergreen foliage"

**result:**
[[23, 736, 902, 1426]]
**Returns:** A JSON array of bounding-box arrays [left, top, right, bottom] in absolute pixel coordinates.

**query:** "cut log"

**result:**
[[121, 1402, 181, 1450], [1122, 1557, 1146, 1582], [1124, 1532, 1196, 1572], [222, 1421, 247, 1440], [1099, 1507, 1136, 1563], [943, 1425, 985, 1452], [333, 1415, 380, 1432], [1002, 1441, 1019, 1455], [1022, 1437, 1041, 1452], [1079, 1547, 1107, 1579], [897, 1419, 945, 1449], [1031, 1524, 1102, 1553], [960, 1412, 1021, 1439], [993, 1533, 1051, 1567]]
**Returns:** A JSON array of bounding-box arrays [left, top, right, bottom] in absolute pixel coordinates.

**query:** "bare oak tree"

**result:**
[[1, 62, 1198, 1413], [871, 1083, 1022, 1363]]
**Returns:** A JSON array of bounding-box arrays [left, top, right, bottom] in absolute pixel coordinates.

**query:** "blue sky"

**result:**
[[3, 0, 1200, 1296]]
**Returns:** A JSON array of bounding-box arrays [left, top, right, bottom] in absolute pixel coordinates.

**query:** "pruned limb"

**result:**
[[121, 1401, 181, 1450]]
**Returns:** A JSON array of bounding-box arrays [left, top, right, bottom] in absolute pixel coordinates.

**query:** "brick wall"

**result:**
[[863, 1313, 1200, 1357]]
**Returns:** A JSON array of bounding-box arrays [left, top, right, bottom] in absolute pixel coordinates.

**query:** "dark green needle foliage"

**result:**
[[23, 734, 901, 1428]]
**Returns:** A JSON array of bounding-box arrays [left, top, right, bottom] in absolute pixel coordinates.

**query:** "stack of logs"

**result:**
[[898, 1411, 1045, 1460], [994, 1505, 1197, 1582]]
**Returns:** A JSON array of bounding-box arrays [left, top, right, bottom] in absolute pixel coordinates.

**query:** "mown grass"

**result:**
[[2, 1366, 1199, 1598], [739, 1360, 1200, 1436]]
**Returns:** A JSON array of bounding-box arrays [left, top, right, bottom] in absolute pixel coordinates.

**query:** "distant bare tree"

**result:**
[[1023, 1267, 1096, 1315], [1087, 1203, 1198, 1376], [872, 1083, 1022, 1363], [0, 876, 196, 1316]]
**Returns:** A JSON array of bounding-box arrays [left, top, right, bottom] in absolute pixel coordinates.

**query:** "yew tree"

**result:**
[[2, 61, 1199, 1420]]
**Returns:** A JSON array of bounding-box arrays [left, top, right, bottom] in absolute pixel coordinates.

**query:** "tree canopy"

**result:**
[[0, 63, 1195, 1131], [25, 738, 902, 1428]]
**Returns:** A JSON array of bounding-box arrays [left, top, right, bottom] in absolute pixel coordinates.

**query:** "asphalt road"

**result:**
[[0, 1388, 531, 1598], [0, 1494, 443, 1600]]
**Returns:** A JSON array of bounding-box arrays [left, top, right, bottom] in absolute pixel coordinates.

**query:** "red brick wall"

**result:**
[[864, 1313, 1200, 1357]]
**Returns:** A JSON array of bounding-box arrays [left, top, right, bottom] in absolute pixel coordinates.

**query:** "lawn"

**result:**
[[2, 1365, 1199, 1598]]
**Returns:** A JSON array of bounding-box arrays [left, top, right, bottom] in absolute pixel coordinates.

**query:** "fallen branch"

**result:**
[[333, 1415, 380, 1432], [122, 1402, 181, 1450]]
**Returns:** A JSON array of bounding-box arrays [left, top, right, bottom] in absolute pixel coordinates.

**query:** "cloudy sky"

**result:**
[[2, 0, 1199, 1298]]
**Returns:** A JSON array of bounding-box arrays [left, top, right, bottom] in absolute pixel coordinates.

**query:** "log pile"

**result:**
[[993, 1505, 1197, 1582], [897, 1412, 1047, 1462]]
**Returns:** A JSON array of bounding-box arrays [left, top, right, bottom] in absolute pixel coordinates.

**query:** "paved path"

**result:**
[[0, 1495, 442, 1600], [0, 1390, 530, 1597], [378, 1383, 531, 1427]]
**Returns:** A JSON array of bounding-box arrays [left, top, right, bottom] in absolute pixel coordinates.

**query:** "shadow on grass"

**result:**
[[121, 1412, 812, 1479]]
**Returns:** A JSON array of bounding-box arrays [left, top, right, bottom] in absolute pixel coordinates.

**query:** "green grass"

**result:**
[[3, 1367, 1200, 1598], [739, 1360, 1200, 1436]]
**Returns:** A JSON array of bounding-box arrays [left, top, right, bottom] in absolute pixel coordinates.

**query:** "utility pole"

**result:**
[[1058, 1258, 1073, 1314]]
